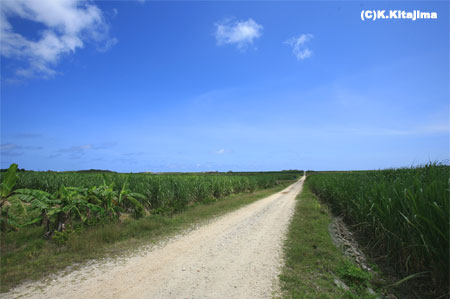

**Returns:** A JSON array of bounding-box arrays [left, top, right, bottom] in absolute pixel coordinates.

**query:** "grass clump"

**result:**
[[279, 184, 377, 298]]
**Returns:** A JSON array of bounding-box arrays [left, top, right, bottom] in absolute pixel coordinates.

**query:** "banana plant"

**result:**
[[118, 175, 146, 219], [0, 164, 26, 252], [0, 165, 23, 220], [15, 186, 104, 237], [52, 186, 94, 232], [13, 189, 57, 237], [87, 183, 123, 220]]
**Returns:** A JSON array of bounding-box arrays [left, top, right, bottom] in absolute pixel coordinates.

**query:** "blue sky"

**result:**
[[1, 1, 448, 172]]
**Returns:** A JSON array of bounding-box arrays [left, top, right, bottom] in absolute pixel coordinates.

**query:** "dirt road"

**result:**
[[6, 176, 305, 299]]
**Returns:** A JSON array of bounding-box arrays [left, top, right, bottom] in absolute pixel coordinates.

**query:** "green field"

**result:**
[[1, 167, 300, 224], [0, 165, 300, 291], [2, 163, 448, 297], [306, 163, 449, 295]]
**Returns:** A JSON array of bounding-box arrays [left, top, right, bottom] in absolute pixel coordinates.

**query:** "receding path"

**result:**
[[6, 176, 305, 299]]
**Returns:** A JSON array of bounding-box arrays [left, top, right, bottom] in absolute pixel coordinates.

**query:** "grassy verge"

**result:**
[[279, 184, 377, 298], [1, 181, 293, 293]]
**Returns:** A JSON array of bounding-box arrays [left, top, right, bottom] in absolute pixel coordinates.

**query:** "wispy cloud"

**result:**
[[315, 124, 450, 137], [215, 149, 226, 154], [0, 143, 42, 156], [215, 18, 263, 49], [0, 0, 117, 79], [361, 125, 450, 136], [52, 142, 116, 160], [58, 145, 94, 153], [1, 144, 20, 151], [58, 142, 116, 153], [15, 133, 42, 139], [285, 34, 314, 60]]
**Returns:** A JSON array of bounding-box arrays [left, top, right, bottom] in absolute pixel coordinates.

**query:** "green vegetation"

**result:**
[[0, 164, 299, 292], [1, 166, 299, 234], [306, 163, 449, 295], [5, 169, 298, 214], [279, 184, 376, 298]]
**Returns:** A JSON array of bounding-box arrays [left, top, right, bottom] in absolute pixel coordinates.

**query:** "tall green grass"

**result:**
[[306, 163, 449, 292], [4, 171, 299, 214]]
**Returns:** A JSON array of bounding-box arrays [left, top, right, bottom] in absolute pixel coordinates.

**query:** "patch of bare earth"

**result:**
[[329, 217, 373, 272]]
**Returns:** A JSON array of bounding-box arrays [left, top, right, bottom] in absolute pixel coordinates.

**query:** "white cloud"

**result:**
[[285, 34, 313, 60], [215, 149, 226, 154], [0, 0, 117, 79], [215, 18, 263, 49]]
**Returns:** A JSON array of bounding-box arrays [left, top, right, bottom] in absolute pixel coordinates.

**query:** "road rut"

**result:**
[[6, 176, 305, 299]]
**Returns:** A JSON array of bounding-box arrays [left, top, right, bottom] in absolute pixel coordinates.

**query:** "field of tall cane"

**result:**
[[306, 163, 449, 290], [1, 166, 300, 238]]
